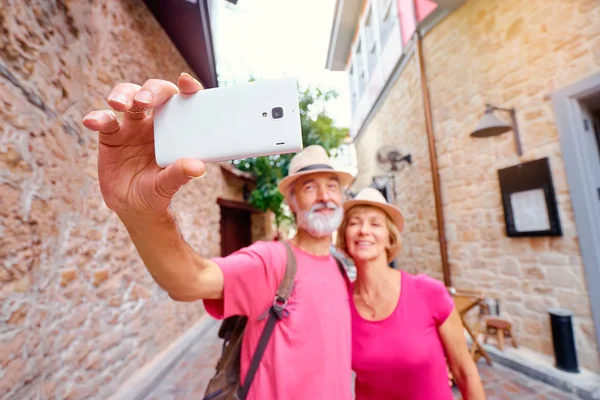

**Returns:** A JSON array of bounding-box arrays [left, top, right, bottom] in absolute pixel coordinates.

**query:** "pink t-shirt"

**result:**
[[351, 271, 455, 400], [204, 241, 352, 400]]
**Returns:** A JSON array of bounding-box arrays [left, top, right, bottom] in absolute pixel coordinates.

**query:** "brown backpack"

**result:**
[[202, 241, 348, 400]]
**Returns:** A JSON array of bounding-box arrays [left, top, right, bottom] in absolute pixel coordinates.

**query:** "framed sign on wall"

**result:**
[[497, 157, 562, 237]]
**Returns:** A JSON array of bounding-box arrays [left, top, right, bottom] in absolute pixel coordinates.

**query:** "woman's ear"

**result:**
[[385, 229, 393, 248]]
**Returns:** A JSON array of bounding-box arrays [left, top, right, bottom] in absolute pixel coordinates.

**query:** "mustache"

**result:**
[[310, 202, 339, 212]]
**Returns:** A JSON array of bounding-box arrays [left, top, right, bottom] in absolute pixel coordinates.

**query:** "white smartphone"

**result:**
[[153, 77, 303, 167]]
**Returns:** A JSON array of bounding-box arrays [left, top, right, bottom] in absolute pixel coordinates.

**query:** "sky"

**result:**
[[212, 0, 352, 128]]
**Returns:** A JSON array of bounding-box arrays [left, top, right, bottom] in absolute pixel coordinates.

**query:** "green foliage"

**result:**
[[232, 86, 348, 227]]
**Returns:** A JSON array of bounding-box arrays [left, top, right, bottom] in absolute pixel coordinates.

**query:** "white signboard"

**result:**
[[510, 189, 551, 232]]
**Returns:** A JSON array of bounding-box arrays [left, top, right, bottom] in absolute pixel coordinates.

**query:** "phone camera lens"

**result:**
[[271, 107, 284, 119]]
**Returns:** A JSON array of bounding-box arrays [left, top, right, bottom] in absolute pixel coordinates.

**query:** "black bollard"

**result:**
[[548, 308, 579, 373]]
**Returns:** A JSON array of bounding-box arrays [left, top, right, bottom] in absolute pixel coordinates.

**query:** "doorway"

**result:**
[[552, 72, 600, 355], [587, 107, 600, 164], [218, 198, 254, 256]]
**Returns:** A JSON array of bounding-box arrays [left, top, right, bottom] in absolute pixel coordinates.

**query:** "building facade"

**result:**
[[0, 1, 272, 398], [327, 0, 600, 372]]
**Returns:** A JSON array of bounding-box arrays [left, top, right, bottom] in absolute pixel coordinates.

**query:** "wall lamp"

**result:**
[[471, 104, 523, 156], [371, 147, 413, 202]]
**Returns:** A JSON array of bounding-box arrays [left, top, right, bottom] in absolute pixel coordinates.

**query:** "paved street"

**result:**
[[143, 318, 579, 400], [452, 364, 579, 400], [144, 319, 224, 400]]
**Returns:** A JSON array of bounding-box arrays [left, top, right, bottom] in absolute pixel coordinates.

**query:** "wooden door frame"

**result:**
[[551, 72, 600, 353], [217, 198, 260, 213], [218, 198, 260, 257]]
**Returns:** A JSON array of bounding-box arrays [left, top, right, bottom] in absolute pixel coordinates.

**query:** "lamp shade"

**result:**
[[471, 110, 512, 138]]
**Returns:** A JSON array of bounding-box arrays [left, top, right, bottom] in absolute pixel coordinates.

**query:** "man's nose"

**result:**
[[316, 185, 332, 203]]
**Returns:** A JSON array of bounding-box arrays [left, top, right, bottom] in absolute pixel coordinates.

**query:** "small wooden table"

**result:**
[[449, 288, 493, 365]]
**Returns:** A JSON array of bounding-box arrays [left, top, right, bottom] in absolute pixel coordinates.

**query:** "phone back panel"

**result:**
[[153, 78, 303, 167]]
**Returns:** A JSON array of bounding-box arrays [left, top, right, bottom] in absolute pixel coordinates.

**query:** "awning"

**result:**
[[143, 0, 219, 88]]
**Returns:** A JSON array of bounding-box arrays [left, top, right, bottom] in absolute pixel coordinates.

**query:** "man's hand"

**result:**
[[83, 73, 206, 218], [81, 73, 224, 301]]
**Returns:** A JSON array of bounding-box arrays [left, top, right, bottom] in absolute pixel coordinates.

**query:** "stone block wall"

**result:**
[[352, 56, 444, 281], [0, 1, 265, 398], [352, 0, 600, 372], [423, 0, 600, 372]]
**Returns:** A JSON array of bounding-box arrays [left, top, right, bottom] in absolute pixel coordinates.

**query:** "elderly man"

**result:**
[[82, 73, 354, 400]]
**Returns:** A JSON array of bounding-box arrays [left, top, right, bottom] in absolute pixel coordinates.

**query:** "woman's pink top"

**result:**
[[351, 271, 455, 400]]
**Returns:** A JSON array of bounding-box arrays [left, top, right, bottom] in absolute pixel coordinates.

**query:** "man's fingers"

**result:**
[[104, 78, 185, 119], [82, 110, 120, 133], [82, 110, 123, 146], [177, 73, 204, 94], [155, 158, 206, 199], [133, 79, 180, 110], [106, 83, 143, 112]]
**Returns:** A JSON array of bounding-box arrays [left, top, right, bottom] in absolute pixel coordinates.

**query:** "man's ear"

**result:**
[[285, 193, 298, 212], [285, 198, 298, 222]]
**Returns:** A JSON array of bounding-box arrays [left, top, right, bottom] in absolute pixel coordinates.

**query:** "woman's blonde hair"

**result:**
[[336, 205, 402, 262]]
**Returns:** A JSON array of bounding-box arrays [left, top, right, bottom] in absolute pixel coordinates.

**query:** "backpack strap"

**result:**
[[239, 241, 297, 400], [274, 240, 297, 306], [332, 254, 351, 289]]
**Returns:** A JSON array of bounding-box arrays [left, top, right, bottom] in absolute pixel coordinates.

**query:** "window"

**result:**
[[378, 0, 395, 46], [346, 0, 402, 116], [355, 40, 366, 96], [349, 65, 358, 112], [364, 9, 378, 74], [364, 9, 375, 51], [378, 0, 393, 16]]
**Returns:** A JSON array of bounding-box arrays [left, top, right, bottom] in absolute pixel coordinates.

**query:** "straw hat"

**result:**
[[343, 187, 405, 261], [278, 145, 354, 197]]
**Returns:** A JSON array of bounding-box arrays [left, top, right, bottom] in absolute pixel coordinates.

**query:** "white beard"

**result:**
[[296, 201, 344, 238]]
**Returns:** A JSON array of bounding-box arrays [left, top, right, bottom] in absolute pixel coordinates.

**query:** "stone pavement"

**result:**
[[143, 318, 580, 400], [451, 364, 580, 400], [144, 319, 223, 400]]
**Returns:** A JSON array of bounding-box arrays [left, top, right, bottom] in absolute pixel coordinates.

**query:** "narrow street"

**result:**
[[144, 319, 223, 400], [142, 318, 579, 400]]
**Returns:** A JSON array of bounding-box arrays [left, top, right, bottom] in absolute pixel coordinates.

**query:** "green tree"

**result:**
[[232, 86, 348, 228]]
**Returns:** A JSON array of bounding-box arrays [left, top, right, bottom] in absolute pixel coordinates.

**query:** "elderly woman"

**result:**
[[337, 188, 485, 400]]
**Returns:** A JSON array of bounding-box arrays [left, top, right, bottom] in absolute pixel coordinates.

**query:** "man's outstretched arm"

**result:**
[[82, 74, 225, 301], [121, 210, 224, 301]]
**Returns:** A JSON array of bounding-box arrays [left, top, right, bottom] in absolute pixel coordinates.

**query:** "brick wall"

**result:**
[[352, 0, 600, 372], [0, 1, 267, 398]]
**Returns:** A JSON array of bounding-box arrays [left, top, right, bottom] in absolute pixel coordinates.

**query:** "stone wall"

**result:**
[[0, 1, 265, 398], [423, 0, 600, 372], [353, 0, 600, 372], [352, 56, 444, 281]]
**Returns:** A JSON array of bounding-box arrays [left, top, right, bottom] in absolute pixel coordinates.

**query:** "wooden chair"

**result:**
[[484, 317, 518, 350], [447, 286, 493, 365]]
